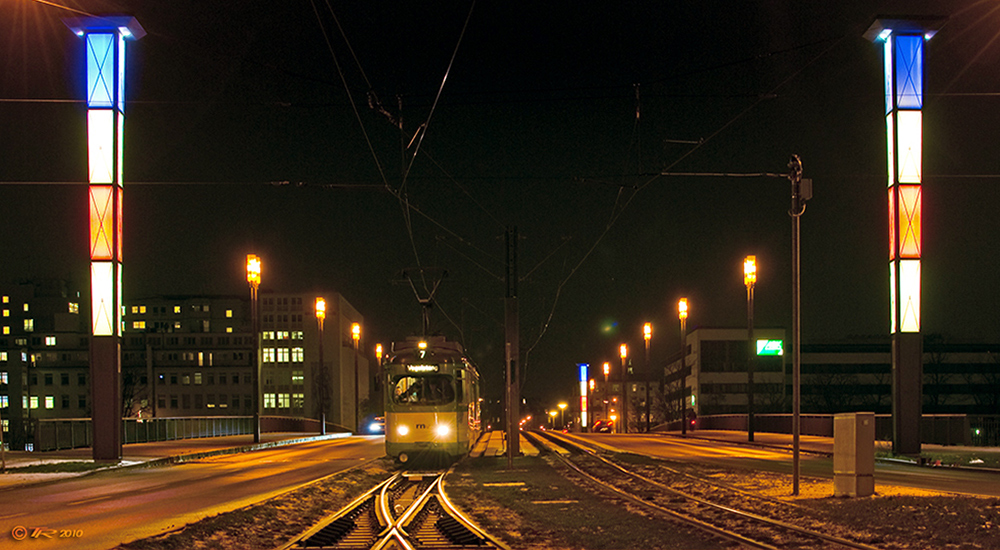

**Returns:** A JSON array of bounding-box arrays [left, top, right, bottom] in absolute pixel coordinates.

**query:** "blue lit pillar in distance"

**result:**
[[865, 16, 944, 456], [578, 363, 589, 429], [64, 16, 145, 462]]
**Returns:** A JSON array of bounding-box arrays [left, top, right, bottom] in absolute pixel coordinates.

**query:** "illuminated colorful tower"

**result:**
[[866, 16, 944, 455], [64, 16, 145, 461]]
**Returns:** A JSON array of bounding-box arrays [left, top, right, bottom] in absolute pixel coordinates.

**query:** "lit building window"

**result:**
[[0, 352, 6, 362], [226, 309, 233, 318], [292, 393, 304, 408], [277, 331, 289, 340], [263, 331, 275, 340], [29, 396, 39, 409], [2, 310, 7, 317], [277, 348, 290, 363], [1, 296, 7, 303], [292, 331, 304, 340], [2, 327, 8, 335], [264, 393, 276, 408], [277, 393, 290, 408], [69, 302, 79, 314], [174, 305, 181, 314], [194, 372, 203, 385], [226, 327, 233, 333], [23, 304, 29, 312], [24, 319, 34, 332], [45, 336, 56, 346], [263, 348, 276, 363], [0, 396, 7, 408], [45, 396, 54, 409], [133, 321, 146, 330], [174, 321, 181, 329], [292, 370, 304, 384], [131, 306, 139, 314], [291, 348, 304, 362], [0, 371, 6, 383]]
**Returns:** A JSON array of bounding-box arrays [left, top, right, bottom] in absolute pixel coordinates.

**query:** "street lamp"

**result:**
[[315, 297, 326, 435], [744, 255, 756, 442], [602, 361, 610, 424], [619, 343, 628, 434], [558, 402, 568, 429], [352, 322, 361, 433], [643, 322, 651, 432], [678, 298, 688, 436], [548, 410, 557, 429], [246, 254, 262, 443]]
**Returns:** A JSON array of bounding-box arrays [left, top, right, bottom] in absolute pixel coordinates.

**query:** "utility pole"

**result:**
[[505, 226, 520, 461], [789, 154, 811, 495]]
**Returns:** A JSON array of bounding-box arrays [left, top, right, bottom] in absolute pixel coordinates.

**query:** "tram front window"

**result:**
[[392, 374, 455, 405]]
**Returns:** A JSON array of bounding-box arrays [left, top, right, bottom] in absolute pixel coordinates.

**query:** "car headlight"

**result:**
[[435, 424, 451, 437], [397, 425, 409, 436], [369, 422, 381, 432]]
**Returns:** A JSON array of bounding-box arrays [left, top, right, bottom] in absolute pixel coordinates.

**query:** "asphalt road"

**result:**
[[570, 432, 1000, 497], [0, 436, 384, 550]]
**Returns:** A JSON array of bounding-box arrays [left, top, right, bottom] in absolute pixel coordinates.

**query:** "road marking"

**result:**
[[68, 494, 114, 506]]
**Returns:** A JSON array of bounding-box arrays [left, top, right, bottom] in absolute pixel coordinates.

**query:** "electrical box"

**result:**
[[834, 412, 875, 497]]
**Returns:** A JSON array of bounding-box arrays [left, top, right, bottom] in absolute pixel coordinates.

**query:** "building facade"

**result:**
[[1, 280, 372, 450], [0, 280, 89, 450]]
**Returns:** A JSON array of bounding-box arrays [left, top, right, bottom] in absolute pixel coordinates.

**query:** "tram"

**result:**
[[383, 336, 481, 463]]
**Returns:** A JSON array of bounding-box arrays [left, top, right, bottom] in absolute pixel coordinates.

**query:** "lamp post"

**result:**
[[246, 254, 262, 443], [602, 362, 610, 424], [865, 17, 943, 459], [315, 297, 326, 435], [548, 410, 557, 429], [678, 298, 688, 436], [643, 322, 651, 432], [351, 322, 361, 433], [65, 15, 145, 463], [619, 344, 628, 434], [744, 255, 756, 442], [558, 402, 567, 429]]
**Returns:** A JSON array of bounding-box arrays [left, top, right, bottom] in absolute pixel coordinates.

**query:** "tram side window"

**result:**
[[392, 375, 455, 405]]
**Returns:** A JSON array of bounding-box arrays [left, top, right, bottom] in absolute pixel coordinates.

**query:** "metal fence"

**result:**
[[33, 416, 343, 452]]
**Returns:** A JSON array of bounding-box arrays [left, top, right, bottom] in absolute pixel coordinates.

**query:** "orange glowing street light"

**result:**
[[678, 297, 689, 435], [315, 297, 327, 432], [376, 343, 383, 365], [744, 255, 757, 288], [744, 255, 757, 443], [246, 254, 263, 443], [351, 322, 361, 433], [619, 344, 628, 433], [246, 254, 261, 288]]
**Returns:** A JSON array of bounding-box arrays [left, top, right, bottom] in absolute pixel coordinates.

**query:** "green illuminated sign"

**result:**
[[756, 339, 783, 356]]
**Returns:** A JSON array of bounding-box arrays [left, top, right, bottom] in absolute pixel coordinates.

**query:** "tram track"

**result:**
[[281, 470, 508, 550], [527, 430, 884, 550]]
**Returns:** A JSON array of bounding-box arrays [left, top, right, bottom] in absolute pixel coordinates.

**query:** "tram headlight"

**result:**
[[435, 424, 451, 438], [397, 425, 410, 437]]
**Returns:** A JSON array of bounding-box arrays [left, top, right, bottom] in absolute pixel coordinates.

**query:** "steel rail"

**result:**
[[530, 431, 881, 550], [553, 431, 815, 511]]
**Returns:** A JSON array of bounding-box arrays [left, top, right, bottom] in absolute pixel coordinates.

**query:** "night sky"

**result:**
[[4, 1, 1000, 408]]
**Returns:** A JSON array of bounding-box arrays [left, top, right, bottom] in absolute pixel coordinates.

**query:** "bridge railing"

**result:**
[[32, 416, 348, 452]]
